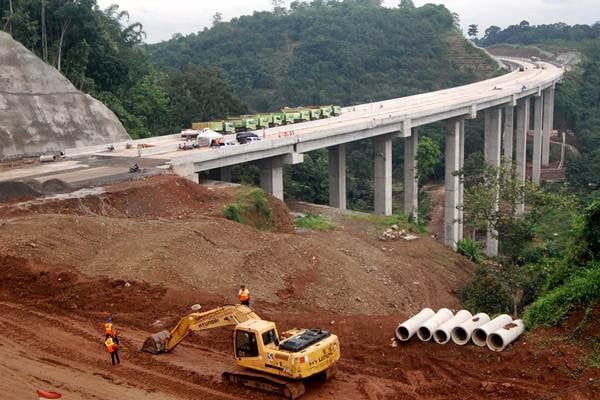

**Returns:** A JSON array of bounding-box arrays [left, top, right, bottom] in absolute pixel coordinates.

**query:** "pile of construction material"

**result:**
[[394, 308, 524, 352], [378, 225, 419, 241]]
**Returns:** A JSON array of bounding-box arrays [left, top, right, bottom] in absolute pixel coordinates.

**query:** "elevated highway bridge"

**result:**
[[6, 58, 565, 255]]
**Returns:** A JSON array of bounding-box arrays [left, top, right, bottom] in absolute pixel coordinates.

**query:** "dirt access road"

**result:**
[[0, 175, 597, 399]]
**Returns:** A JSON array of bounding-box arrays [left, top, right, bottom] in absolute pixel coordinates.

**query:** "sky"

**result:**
[[95, 0, 600, 43]]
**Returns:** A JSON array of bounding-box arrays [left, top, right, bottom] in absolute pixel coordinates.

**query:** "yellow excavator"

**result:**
[[142, 305, 340, 399]]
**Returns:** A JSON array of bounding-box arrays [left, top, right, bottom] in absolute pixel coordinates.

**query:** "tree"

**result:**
[[212, 11, 223, 26], [272, 0, 286, 15], [416, 136, 441, 184], [166, 65, 247, 132], [483, 25, 501, 41], [399, 0, 414, 8], [467, 24, 478, 39]]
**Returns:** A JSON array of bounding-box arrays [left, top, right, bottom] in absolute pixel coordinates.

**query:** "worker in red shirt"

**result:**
[[239, 285, 250, 306], [104, 333, 120, 365]]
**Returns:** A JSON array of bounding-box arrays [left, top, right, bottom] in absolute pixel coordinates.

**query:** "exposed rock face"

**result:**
[[0, 31, 130, 159]]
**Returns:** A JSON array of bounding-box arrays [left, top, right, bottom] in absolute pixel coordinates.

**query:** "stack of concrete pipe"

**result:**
[[395, 308, 525, 352]]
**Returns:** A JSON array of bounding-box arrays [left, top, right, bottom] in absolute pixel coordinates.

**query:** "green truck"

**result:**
[[191, 104, 342, 133]]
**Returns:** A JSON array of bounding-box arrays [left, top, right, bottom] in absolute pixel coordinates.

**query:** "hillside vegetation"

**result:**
[[148, 1, 498, 112], [479, 20, 600, 48]]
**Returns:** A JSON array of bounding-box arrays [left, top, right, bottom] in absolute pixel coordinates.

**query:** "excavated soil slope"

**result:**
[[0, 175, 597, 399]]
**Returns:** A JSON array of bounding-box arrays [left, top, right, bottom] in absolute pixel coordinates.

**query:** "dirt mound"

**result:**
[[0, 175, 295, 233], [0, 180, 41, 202], [40, 178, 74, 194]]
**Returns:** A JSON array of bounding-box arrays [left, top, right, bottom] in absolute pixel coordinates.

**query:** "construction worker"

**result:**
[[104, 316, 121, 347], [104, 316, 115, 336], [104, 333, 120, 365], [239, 285, 250, 306]]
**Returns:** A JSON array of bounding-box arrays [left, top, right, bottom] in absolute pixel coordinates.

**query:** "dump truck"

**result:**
[[142, 305, 340, 399]]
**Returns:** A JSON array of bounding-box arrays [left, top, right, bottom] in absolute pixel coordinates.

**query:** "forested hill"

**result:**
[[479, 20, 600, 47], [148, 2, 499, 112]]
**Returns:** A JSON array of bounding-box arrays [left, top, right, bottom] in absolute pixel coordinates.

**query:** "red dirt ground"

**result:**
[[0, 174, 597, 399]]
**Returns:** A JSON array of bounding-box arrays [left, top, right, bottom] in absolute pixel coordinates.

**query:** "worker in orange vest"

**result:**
[[104, 316, 115, 336], [104, 316, 120, 345], [239, 285, 250, 306], [104, 333, 120, 365]]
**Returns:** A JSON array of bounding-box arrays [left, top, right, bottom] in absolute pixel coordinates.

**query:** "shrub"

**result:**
[[222, 187, 273, 230], [295, 214, 335, 231], [524, 261, 600, 329], [223, 204, 242, 223], [456, 238, 483, 264], [459, 265, 512, 315]]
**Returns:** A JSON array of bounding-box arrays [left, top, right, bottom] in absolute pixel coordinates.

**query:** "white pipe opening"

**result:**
[[472, 314, 513, 347], [433, 310, 472, 344], [486, 319, 525, 352], [395, 308, 435, 341], [416, 308, 454, 341], [451, 313, 490, 345]]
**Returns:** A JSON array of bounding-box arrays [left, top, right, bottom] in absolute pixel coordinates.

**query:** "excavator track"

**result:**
[[222, 369, 306, 399]]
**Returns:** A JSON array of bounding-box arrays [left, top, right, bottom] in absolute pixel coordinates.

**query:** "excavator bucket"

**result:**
[[141, 330, 171, 354]]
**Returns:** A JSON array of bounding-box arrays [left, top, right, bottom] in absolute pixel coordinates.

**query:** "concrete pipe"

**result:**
[[39, 154, 57, 162], [451, 313, 491, 345], [433, 310, 472, 344], [417, 308, 454, 341], [487, 319, 525, 352], [472, 314, 513, 347], [395, 308, 435, 342]]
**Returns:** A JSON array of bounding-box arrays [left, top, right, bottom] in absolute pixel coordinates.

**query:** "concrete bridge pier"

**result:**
[[219, 166, 232, 182], [258, 156, 284, 200], [172, 162, 198, 183], [542, 86, 555, 166], [403, 128, 419, 221], [444, 119, 462, 249], [458, 119, 465, 241], [328, 144, 347, 209], [374, 134, 393, 215], [532, 92, 544, 184], [515, 97, 530, 216], [502, 105, 514, 160], [484, 108, 502, 256]]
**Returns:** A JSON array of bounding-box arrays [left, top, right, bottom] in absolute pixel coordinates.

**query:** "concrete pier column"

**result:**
[[259, 156, 284, 200], [328, 144, 347, 209], [484, 108, 502, 256], [444, 120, 461, 249], [172, 162, 198, 183], [403, 128, 419, 221], [458, 119, 465, 241], [374, 134, 393, 216], [532, 93, 544, 183], [220, 166, 232, 182], [515, 97, 530, 216], [503, 106, 514, 160], [542, 86, 554, 166]]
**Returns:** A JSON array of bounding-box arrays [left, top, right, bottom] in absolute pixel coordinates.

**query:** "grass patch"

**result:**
[[223, 186, 273, 230], [524, 262, 600, 329], [295, 214, 335, 231]]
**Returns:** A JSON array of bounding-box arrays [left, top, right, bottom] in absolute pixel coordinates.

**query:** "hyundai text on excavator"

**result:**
[[142, 305, 340, 399]]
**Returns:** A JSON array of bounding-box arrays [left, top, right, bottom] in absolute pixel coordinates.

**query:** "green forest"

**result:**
[[478, 20, 600, 47]]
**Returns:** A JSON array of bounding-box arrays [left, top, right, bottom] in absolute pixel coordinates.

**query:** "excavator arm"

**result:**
[[142, 304, 261, 354]]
